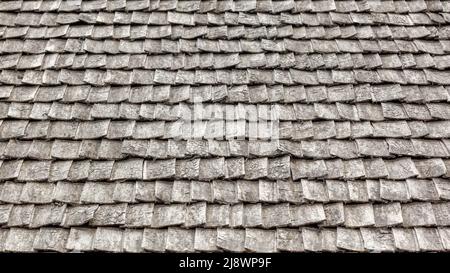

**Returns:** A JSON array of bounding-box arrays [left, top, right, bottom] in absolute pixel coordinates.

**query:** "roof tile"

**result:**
[[66, 228, 95, 252], [4, 228, 36, 252], [93, 227, 123, 252], [402, 202, 437, 227], [336, 227, 364, 252], [291, 204, 326, 226], [344, 203, 375, 227], [194, 228, 218, 252], [415, 227, 444, 251], [141, 228, 166, 252], [244, 228, 277, 253], [217, 228, 245, 252], [62, 205, 98, 227], [184, 202, 206, 227]]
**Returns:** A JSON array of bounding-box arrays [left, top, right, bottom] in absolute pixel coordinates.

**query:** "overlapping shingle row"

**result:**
[[0, 0, 447, 13], [0, 156, 448, 181], [1, 177, 450, 203], [1, 0, 450, 252], [3, 226, 450, 253]]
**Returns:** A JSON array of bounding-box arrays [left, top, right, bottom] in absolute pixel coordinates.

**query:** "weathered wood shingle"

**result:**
[[0, 0, 449, 253]]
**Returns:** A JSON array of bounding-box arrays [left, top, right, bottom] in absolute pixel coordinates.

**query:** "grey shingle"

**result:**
[[217, 228, 245, 252], [342, 159, 365, 179], [206, 204, 230, 227], [53, 181, 83, 204], [194, 228, 218, 252], [364, 158, 388, 179], [262, 203, 290, 228], [166, 227, 195, 252], [225, 157, 245, 179], [133, 121, 165, 139], [122, 229, 143, 253], [392, 228, 418, 251], [33, 228, 69, 252], [152, 204, 185, 228], [89, 203, 127, 226], [65, 227, 94, 252], [344, 204, 375, 227], [236, 180, 258, 203], [326, 180, 349, 202], [66, 160, 89, 181], [4, 228, 36, 252], [19, 182, 54, 204], [111, 159, 143, 180], [199, 157, 225, 180], [144, 159, 176, 180], [406, 179, 439, 201], [277, 179, 303, 203], [414, 159, 447, 179], [424, 69, 450, 84], [190, 181, 212, 202], [113, 182, 135, 203], [301, 179, 328, 202], [433, 203, 450, 226], [336, 227, 364, 252], [30, 204, 66, 228], [414, 228, 444, 251], [402, 203, 437, 227], [243, 203, 262, 227], [385, 158, 419, 180], [80, 182, 115, 204], [361, 228, 395, 252], [154, 181, 173, 203], [291, 159, 327, 179], [348, 180, 369, 202], [7, 204, 33, 228], [92, 227, 123, 252], [433, 178, 450, 200], [141, 228, 166, 252], [47, 161, 70, 182], [439, 228, 450, 250], [322, 202, 345, 227], [172, 180, 190, 203], [244, 228, 277, 253], [229, 203, 244, 227], [299, 227, 321, 252], [374, 203, 403, 227], [184, 202, 206, 228], [276, 228, 303, 252], [0, 204, 13, 225], [61, 205, 97, 227], [259, 180, 278, 203], [290, 204, 325, 226]]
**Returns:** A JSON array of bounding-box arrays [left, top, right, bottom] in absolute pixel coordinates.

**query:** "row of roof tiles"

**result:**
[[1, 101, 450, 121], [1, 226, 450, 253], [0, 126, 450, 154], [1, 10, 450, 27], [0, 156, 448, 182], [3, 25, 450, 43], [2, 53, 450, 71], [2, 38, 450, 55], [1, 84, 449, 104], [1, 137, 450, 160], [1, 200, 450, 229], [0, 119, 449, 140], [1, 178, 450, 204], [3, 68, 450, 86], [0, 0, 447, 14]]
